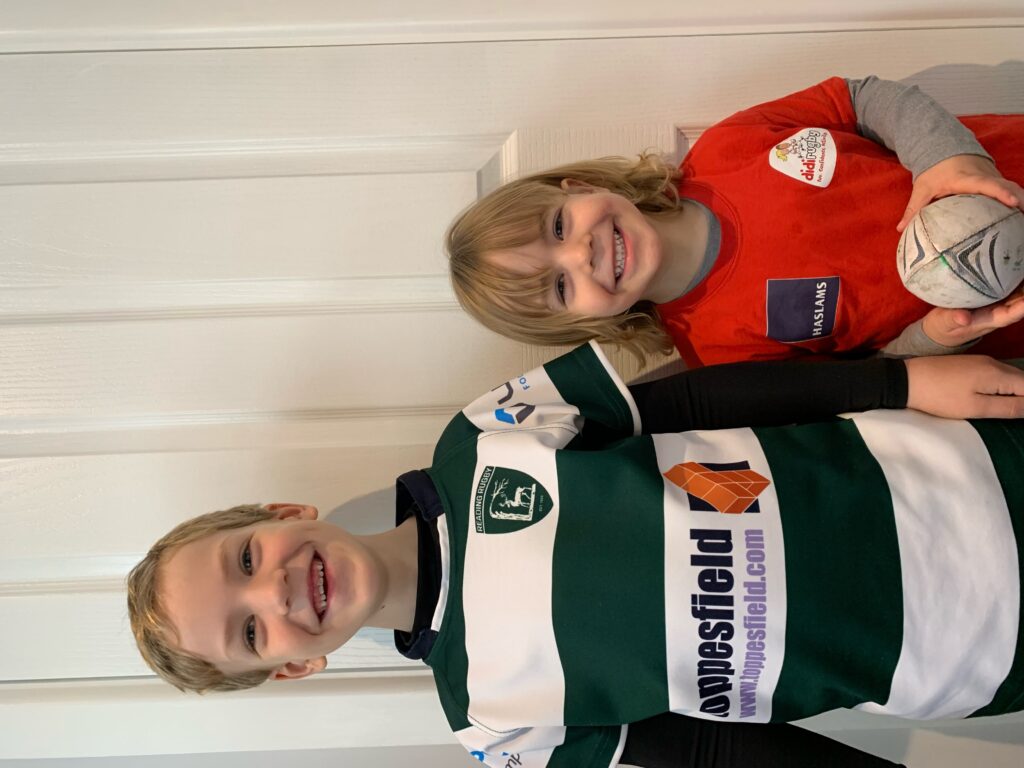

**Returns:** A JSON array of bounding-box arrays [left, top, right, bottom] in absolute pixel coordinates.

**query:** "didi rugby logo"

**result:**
[[768, 127, 836, 188], [664, 461, 769, 514]]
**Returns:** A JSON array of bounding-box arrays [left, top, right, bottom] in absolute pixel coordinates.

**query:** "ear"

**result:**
[[560, 178, 598, 194], [265, 503, 319, 521], [270, 655, 327, 682]]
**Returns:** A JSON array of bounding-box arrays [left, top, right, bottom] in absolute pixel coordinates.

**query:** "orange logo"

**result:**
[[664, 462, 769, 514]]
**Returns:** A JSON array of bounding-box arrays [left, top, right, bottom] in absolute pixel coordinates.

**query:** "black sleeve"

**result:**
[[627, 358, 908, 434], [619, 713, 906, 768]]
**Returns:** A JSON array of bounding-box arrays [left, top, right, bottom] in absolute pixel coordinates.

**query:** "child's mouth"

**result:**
[[310, 553, 329, 622], [613, 228, 626, 282]]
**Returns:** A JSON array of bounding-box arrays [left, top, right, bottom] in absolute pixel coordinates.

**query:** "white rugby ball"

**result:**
[[897, 194, 1024, 308]]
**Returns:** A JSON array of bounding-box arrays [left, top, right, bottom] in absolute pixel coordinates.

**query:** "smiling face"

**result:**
[[159, 505, 385, 680], [486, 181, 666, 318]]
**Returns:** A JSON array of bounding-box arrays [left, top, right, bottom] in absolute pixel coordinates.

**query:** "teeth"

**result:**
[[613, 230, 625, 280], [313, 558, 327, 614]]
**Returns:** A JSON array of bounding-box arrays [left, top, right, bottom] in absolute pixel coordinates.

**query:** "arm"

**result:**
[[847, 75, 1023, 228], [619, 713, 905, 768], [879, 317, 975, 357], [882, 290, 1024, 354], [629, 357, 902, 433], [627, 355, 1024, 433], [850, 76, 1024, 351]]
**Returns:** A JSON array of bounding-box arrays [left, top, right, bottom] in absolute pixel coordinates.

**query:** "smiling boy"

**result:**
[[155, 503, 418, 684], [130, 346, 1024, 767]]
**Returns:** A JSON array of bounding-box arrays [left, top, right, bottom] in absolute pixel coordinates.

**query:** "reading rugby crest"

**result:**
[[474, 466, 553, 534]]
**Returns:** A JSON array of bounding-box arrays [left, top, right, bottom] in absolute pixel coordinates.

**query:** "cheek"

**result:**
[[266, 619, 310, 654]]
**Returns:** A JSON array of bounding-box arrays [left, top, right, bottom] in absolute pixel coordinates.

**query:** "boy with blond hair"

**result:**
[[130, 347, 1024, 768]]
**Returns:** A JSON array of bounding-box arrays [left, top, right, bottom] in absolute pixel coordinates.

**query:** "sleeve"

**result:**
[[877, 317, 979, 358], [679, 76, 858, 185], [847, 75, 992, 179], [453, 722, 627, 768], [627, 357, 907, 433], [619, 713, 905, 768], [445, 342, 640, 457]]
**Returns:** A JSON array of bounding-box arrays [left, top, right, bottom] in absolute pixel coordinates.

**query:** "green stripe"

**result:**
[[432, 669, 470, 732], [968, 420, 1024, 717], [553, 438, 669, 722], [433, 412, 482, 465], [753, 420, 903, 721], [547, 726, 622, 768], [544, 344, 635, 444], [425, 437, 477, 730]]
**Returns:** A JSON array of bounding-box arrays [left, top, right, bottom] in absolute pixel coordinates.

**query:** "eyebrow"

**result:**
[[218, 537, 237, 661], [539, 208, 552, 243]]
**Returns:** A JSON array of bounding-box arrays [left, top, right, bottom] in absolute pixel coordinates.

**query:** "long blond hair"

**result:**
[[126, 504, 278, 693], [447, 153, 680, 358]]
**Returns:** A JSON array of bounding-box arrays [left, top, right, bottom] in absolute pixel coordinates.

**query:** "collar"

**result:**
[[393, 470, 444, 660], [658, 180, 740, 312]]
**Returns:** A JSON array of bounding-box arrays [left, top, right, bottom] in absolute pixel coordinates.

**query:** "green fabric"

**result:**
[[755, 420, 903, 721], [553, 439, 669, 723]]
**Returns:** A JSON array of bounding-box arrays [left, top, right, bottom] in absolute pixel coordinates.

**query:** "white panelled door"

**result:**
[[1, 5, 1023, 762]]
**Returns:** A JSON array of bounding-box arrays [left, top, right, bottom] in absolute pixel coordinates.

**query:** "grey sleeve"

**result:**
[[847, 76, 992, 179], [877, 318, 978, 358]]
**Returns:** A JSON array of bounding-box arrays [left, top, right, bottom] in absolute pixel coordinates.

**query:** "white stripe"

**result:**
[[461, 357, 581, 439], [453, 723, 627, 768], [453, 724, 556, 767], [656, 428, 787, 723], [430, 515, 450, 633], [851, 410, 1019, 719], [460, 343, 637, 441], [462, 430, 565, 729], [610, 724, 629, 767], [586, 340, 641, 436]]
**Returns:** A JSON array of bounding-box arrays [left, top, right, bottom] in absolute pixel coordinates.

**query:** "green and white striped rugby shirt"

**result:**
[[423, 342, 1024, 768]]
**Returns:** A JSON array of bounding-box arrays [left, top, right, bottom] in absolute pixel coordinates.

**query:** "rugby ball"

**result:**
[[897, 194, 1024, 308]]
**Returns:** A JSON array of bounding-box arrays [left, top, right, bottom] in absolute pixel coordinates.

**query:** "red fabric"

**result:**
[[656, 76, 1024, 366]]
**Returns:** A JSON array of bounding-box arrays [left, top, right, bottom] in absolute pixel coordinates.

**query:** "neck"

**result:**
[[360, 516, 420, 633], [645, 199, 710, 304]]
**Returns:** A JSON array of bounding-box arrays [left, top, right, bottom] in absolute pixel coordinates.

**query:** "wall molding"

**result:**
[[0, 275, 458, 325], [0, 403, 456, 457], [0, 3, 1021, 53], [0, 134, 510, 185], [0, 554, 140, 595]]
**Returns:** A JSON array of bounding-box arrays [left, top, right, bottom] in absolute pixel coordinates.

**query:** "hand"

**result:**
[[896, 154, 1024, 232], [906, 355, 1024, 419], [920, 287, 1024, 347]]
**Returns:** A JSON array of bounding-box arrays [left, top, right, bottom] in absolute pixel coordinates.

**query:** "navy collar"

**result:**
[[393, 470, 443, 660]]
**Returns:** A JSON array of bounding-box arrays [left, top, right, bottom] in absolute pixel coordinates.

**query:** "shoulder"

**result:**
[[433, 410, 483, 466], [710, 77, 854, 131]]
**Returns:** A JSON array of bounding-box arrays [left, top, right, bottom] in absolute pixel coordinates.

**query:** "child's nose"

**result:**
[[250, 567, 290, 615], [561, 233, 593, 272]]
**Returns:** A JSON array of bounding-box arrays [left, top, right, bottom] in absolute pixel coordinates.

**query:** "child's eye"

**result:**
[[555, 274, 566, 304], [240, 539, 253, 575], [553, 208, 564, 241], [244, 617, 257, 654]]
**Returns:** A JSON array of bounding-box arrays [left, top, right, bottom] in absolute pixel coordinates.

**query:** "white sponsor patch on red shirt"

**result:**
[[768, 128, 836, 188]]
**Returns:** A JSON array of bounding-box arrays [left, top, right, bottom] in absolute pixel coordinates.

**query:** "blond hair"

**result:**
[[447, 153, 680, 359], [126, 503, 277, 693]]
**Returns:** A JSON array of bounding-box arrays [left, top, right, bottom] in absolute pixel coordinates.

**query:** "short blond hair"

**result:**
[[126, 503, 277, 693], [447, 153, 680, 360]]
